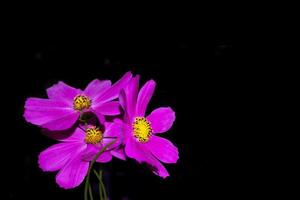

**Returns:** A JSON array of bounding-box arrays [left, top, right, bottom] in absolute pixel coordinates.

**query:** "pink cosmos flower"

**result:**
[[24, 72, 132, 131], [118, 75, 179, 178], [39, 122, 123, 189]]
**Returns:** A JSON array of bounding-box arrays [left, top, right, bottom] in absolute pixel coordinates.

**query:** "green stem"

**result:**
[[88, 184, 94, 200], [99, 170, 107, 200], [84, 139, 116, 200], [93, 170, 103, 200]]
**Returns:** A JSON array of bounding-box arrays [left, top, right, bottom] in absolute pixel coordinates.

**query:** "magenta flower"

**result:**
[[118, 75, 179, 178], [38, 122, 123, 189], [24, 72, 132, 131]]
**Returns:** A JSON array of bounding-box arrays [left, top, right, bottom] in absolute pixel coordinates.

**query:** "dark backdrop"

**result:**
[[2, 7, 234, 200]]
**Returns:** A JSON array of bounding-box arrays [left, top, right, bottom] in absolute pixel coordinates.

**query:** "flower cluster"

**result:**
[[24, 72, 179, 189]]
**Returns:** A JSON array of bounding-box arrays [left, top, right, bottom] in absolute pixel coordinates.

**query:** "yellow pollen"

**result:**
[[132, 117, 152, 143], [85, 127, 103, 144], [73, 95, 91, 111]]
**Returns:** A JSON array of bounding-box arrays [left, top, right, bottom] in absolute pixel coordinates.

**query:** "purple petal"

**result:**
[[109, 118, 131, 142], [147, 154, 170, 178], [111, 147, 126, 160], [120, 75, 140, 121], [81, 144, 112, 163], [46, 81, 81, 104], [145, 135, 179, 164], [24, 98, 80, 130], [124, 137, 169, 178], [95, 151, 112, 163], [95, 71, 132, 103], [92, 101, 121, 116], [124, 137, 146, 162], [103, 122, 124, 147], [146, 107, 175, 134], [56, 153, 89, 189], [83, 79, 111, 100], [135, 80, 156, 116], [38, 142, 84, 172], [42, 127, 85, 142], [93, 111, 105, 124], [58, 128, 86, 142]]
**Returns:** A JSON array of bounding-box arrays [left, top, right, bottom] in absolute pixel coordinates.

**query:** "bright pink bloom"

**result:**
[[118, 75, 179, 178], [24, 72, 132, 130], [38, 122, 123, 189]]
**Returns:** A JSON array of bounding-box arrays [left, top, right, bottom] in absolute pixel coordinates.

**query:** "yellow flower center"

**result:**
[[85, 127, 103, 144], [73, 95, 91, 111], [132, 117, 152, 143]]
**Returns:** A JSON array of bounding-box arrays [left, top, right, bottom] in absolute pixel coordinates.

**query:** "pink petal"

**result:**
[[92, 101, 121, 116], [24, 98, 80, 130], [147, 154, 170, 178], [93, 111, 105, 124], [135, 80, 156, 116], [145, 135, 179, 164], [46, 81, 81, 104], [38, 142, 84, 172], [58, 128, 85, 142], [102, 138, 120, 150], [81, 144, 112, 163], [110, 118, 132, 141], [124, 137, 169, 178], [102, 122, 124, 148], [96, 151, 112, 163], [83, 79, 111, 100], [120, 75, 140, 122], [95, 71, 132, 103], [42, 127, 85, 142], [146, 107, 175, 134], [56, 153, 89, 189], [111, 147, 126, 160], [124, 137, 146, 162]]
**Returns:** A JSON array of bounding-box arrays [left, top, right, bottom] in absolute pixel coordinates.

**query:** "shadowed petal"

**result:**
[[95, 151, 112, 163], [81, 144, 112, 163], [125, 137, 145, 162], [102, 121, 124, 148], [93, 101, 121, 115], [147, 154, 170, 178], [47, 81, 81, 104], [111, 147, 126, 160], [38, 142, 84, 172], [24, 98, 80, 130], [125, 137, 169, 178], [92, 111, 106, 125], [145, 135, 179, 164], [95, 71, 132, 104], [83, 79, 111, 100], [146, 107, 175, 134], [56, 152, 89, 189], [42, 127, 85, 142], [120, 75, 140, 121], [136, 80, 156, 116]]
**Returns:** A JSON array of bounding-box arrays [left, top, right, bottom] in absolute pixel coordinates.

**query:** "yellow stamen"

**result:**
[[73, 95, 91, 111], [132, 117, 152, 143], [85, 127, 103, 144]]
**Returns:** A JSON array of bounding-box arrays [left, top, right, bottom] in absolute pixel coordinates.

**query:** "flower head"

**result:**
[[39, 121, 123, 189], [118, 75, 179, 178], [24, 72, 132, 131]]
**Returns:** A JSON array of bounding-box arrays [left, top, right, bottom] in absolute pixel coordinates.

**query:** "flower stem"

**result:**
[[88, 184, 94, 200], [99, 170, 107, 200], [84, 139, 116, 200], [93, 170, 103, 200]]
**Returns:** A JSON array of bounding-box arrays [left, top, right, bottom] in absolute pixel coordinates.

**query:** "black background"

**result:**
[[2, 6, 235, 200]]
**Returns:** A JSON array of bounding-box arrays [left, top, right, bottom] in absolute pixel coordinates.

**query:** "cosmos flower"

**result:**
[[118, 75, 179, 178], [24, 72, 132, 131], [38, 122, 123, 189]]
